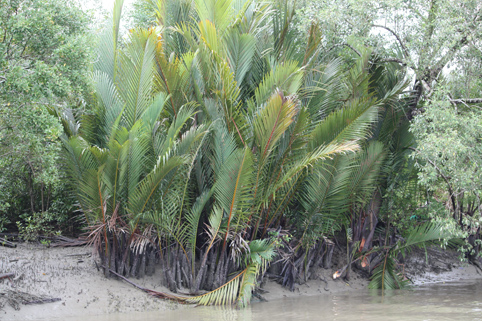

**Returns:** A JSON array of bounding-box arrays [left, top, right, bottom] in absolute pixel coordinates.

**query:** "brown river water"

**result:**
[[59, 279, 482, 321]]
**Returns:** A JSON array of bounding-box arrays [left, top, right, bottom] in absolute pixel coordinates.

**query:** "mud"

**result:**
[[0, 243, 480, 320]]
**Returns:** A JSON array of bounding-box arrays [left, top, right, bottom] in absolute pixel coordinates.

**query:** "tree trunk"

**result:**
[[206, 248, 217, 290], [214, 251, 227, 290], [146, 247, 156, 276], [323, 241, 334, 269], [28, 170, 35, 214], [362, 191, 381, 251], [313, 240, 326, 269]]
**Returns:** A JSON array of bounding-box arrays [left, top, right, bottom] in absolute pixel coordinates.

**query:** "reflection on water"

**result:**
[[63, 279, 482, 321]]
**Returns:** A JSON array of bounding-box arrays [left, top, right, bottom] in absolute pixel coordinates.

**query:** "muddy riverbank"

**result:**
[[1, 243, 481, 320]]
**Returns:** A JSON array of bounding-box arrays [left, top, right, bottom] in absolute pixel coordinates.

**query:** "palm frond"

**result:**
[[128, 154, 187, 214], [215, 146, 254, 246], [117, 28, 159, 130], [194, 0, 234, 35], [94, 0, 124, 79], [346, 141, 386, 205], [252, 93, 298, 164], [368, 222, 461, 290], [184, 268, 245, 306], [309, 97, 380, 149], [185, 189, 212, 273], [305, 58, 345, 117], [400, 222, 461, 255], [224, 30, 256, 85], [368, 252, 408, 290], [254, 61, 302, 104], [181, 239, 274, 307]]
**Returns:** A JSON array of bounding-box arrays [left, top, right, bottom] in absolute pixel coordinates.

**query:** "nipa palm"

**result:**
[[53, 0, 411, 306]]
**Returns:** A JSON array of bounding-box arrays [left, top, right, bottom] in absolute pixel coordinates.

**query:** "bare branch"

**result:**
[[450, 98, 482, 105], [421, 79, 433, 98], [326, 43, 361, 57], [372, 24, 411, 62], [431, 35, 469, 77], [379, 58, 407, 65]]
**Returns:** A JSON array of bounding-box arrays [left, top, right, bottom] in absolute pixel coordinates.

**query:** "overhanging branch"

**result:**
[[326, 43, 361, 57], [450, 98, 482, 105], [372, 24, 411, 63], [380, 58, 407, 66]]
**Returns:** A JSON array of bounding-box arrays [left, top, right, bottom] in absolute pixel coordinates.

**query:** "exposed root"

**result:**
[[470, 259, 482, 274]]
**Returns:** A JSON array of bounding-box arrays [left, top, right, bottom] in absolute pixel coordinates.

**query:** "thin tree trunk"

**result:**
[[28, 170, 35, 214], [130, 252, 140, 277], [313, 240, 326, 269], [146, 247, 155, 276], [139, 248, 146, 279], [40, 182, 45, 213], [175, 248, 182, 288], [323, 241, 334, 269]]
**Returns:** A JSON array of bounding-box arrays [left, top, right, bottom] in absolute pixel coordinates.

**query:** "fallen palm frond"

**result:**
[[102, 265, 185, 302]]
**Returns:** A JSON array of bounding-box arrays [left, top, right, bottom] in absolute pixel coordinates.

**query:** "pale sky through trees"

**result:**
[[100, 0, 134, 11], [81, 0, 136, 30], [81, 0, 135, 15]]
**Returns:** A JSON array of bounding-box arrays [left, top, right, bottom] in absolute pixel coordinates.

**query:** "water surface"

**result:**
[[62, 279, 482, 321]]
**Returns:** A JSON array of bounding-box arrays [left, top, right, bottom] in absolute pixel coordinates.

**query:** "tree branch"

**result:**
[[409, 147, 457, 214], [380, 58, 407, 66], [450, 98, 482, 105], [372, 24, 411, 62], [431, 35, 469, 78], [326, 43, 361, 57]]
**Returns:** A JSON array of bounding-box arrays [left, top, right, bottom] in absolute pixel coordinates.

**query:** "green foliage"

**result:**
[[16, 212, 61, 243], [180, 239, 275, 308], [52, 0, 451, 306], [0, 211, 10, 233], [0, 0, 479, 305], [129, 0, 157, 28], [410, 90, 482, 231], [294, 0, 482, 72], [369, 222, 459, 290], [0, 0, 93, 231], [369, 252, 409, 291]]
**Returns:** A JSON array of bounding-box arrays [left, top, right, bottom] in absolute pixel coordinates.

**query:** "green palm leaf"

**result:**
[[194, 0, 235, 35], [128, 154, 186, 215], [309, 97, 380, 150], [369, 222, 460, 290], [94, 0, 124, 80], [224, 30, 256, 85], [252, 93, 298, 164], [181, 239, 274, 307], [368, 252, 408, 290], [184, 189, 213, 274], [117, 29, 159, 130], [345, 141, 386, 206], [254, 61, 302, 104]]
